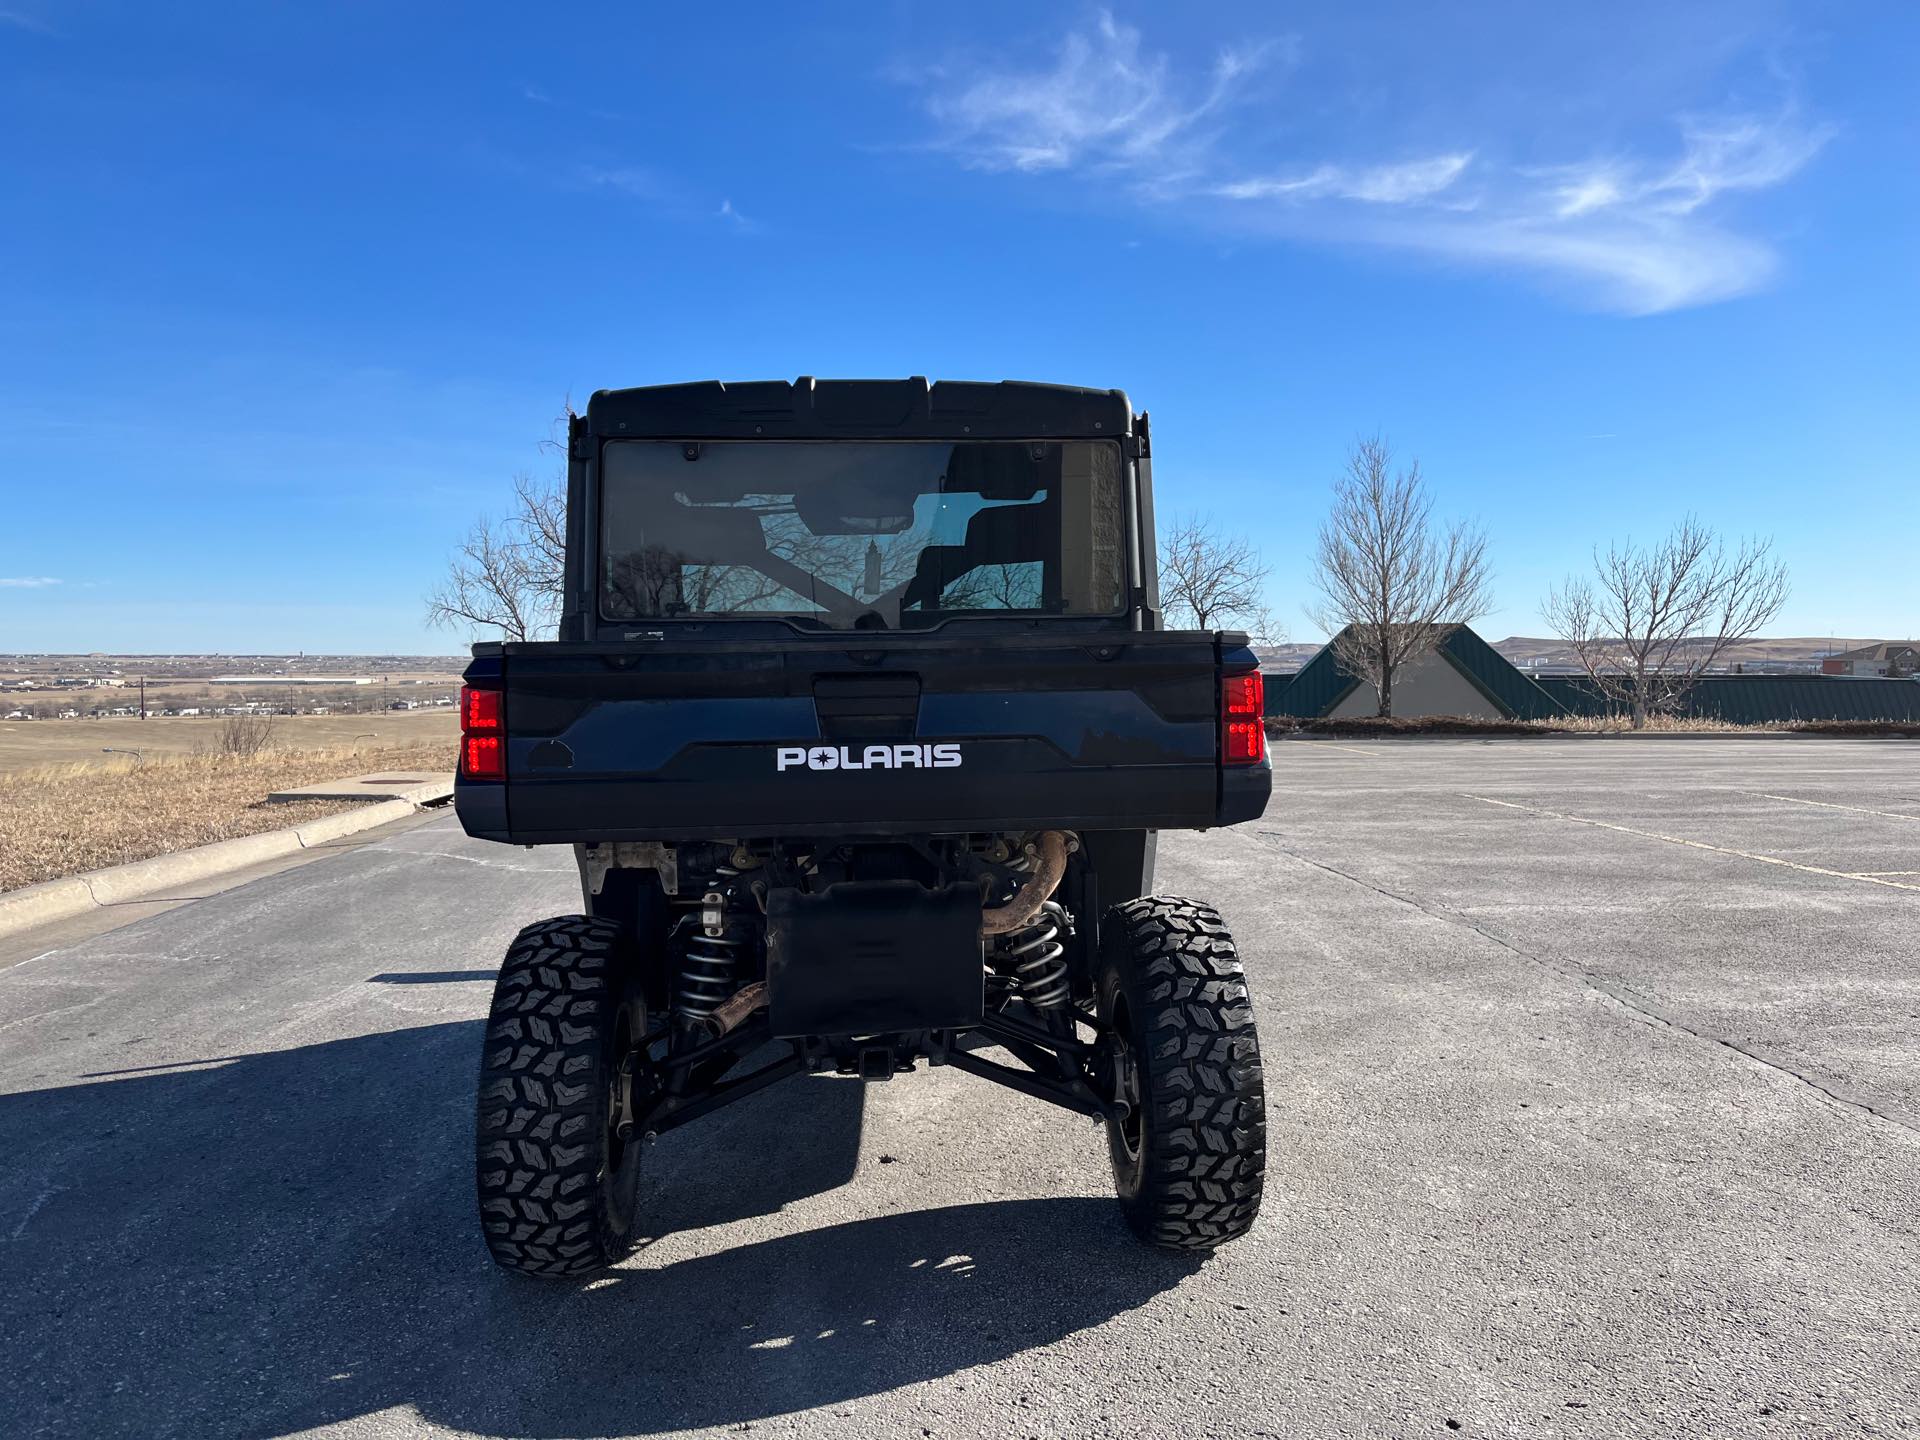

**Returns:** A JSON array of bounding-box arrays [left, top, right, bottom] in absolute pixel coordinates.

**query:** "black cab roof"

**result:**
[[585, 377, 1133, 441]]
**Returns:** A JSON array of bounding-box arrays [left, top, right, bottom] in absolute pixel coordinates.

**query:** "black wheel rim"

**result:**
[[1109, 994, 1144, 1162], [605, 1006, 634, 1176]]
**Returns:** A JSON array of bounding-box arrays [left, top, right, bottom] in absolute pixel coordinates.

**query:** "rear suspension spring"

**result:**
[[674, 872, 750, 1026], [997, 900, 1071, 1010]]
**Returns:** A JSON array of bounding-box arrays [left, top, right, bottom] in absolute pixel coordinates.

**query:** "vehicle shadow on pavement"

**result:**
[[2, 1019, 1195, 1439]]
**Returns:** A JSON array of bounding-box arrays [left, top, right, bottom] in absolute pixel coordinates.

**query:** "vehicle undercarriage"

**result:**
[[475, 829, 1266, 1276]]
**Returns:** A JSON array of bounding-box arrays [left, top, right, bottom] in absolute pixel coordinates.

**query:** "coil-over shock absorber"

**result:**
[[997, 899, 1072, 1010], [674, 869, 751, 1029], [982, 833, 1076, 1012]]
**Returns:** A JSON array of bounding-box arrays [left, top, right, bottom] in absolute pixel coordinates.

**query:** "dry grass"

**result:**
[[1268, 715, 1554, 738], [1533, 714, 1918, 735], [0, 708, 458, 776], [0, 741, 454, 893], [1528, 713, 1754, 734], [1780, 719, 1920, 737]]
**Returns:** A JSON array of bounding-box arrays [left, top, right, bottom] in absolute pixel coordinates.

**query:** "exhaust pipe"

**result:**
[[982, 830, 1070, 936], [698, 981, 767, 1039]]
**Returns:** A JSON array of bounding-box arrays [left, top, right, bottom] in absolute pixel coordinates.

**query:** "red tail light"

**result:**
[[461, 685, 502, 734], [1221, 670, 1265, 765], [460, 684, 504, 780], [462, 734, 503, 779]]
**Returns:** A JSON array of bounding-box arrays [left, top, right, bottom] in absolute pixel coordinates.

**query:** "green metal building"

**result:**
[[1267, 626, 1920, 724]]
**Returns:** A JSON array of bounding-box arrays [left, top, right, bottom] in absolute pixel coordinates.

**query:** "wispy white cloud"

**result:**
[[1330, 116, 1834, 313], [521, 83, 630, 124], [1215, 153, 1475, 206], [0, 9, 53, 34], [922, 11, 1290, 177], [576, 164, 675, 203], [906, 15, 1830, 314], [1528, 113, 1833, 223], [574, 165, 765, 235], [0, 576, 61, 588], [1365, 208, 1787, 315], [1659, 113, 1834, 212], [1546, 168, 1628, 219]]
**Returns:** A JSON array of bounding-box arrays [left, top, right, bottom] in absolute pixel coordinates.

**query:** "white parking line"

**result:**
[[1464, 794, 1920, 893], [1754, 793, 1919, 822]]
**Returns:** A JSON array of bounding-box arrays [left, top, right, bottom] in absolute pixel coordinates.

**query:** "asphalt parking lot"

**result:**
[[1, 737, 1915, 1439]]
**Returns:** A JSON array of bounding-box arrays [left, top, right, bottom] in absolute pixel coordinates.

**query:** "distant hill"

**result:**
[[1253, 644, 1323, 671], [0, 653, 467, 680], [1492, 636, 1895, 667]]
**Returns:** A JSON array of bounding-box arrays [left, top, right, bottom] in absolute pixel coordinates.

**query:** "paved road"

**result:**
[[2, 738, 1916, 1439]]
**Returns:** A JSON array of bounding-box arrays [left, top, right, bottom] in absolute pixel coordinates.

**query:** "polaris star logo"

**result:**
[[776, 743, 962, 772]]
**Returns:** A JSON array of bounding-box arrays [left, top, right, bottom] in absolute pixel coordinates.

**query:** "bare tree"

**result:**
[[217, 710, 277, 758], [1309, 437, 1492, 717], [1159, 513, 1278, 641], [935, 562, 1043, 612], [1542, 517, 1789, 728], [426, 473, 566, 642]]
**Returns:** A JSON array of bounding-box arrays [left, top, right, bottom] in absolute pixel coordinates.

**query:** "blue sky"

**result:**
[[2, 1, 1914, 653]]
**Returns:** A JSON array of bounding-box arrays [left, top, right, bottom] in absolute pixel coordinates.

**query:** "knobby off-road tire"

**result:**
[[1097, 896, 1266, 1250], [475, 915, 644, 1278]]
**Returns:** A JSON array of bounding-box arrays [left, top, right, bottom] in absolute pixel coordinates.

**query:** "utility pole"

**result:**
[[139, 675, 146, 720]]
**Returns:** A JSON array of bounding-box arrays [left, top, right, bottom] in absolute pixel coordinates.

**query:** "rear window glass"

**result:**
[[599, 440, 1125, 628]]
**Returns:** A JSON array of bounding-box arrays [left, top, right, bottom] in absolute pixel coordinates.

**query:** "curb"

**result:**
[[266, 777, 453, 807], [0, 794, 438, 941]]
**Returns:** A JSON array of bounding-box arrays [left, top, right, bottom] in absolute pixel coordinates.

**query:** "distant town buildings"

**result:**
[[1821, 642, 1918, 678], [206, 676, 377, 685]]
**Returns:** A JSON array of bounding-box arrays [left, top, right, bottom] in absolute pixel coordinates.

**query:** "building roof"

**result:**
[[1267, 624, 1567, 719], [1263, 625, 1920, 723], [1437, 625, 1570, 720], [1268, 637, 1360, 718], [1830, 642, 1918, 661]]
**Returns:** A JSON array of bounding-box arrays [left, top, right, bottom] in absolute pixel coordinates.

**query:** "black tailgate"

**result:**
[[457, 630, 1264, 843]]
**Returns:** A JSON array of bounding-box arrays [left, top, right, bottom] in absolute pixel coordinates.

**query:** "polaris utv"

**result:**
[[455, 378, 1272, 1277]]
